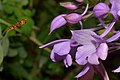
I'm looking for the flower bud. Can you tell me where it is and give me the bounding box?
[64,13,82,24]
[60,2,78,10]
[50,14,67,33]
[93,3,110,18]
[75,0,83,2]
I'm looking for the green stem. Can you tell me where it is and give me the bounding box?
[0,18,11,26]
[29,37,51,53]
[0,18,11,35]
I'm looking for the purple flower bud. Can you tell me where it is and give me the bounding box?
[60,2,78,10]
[50,14,67,33]
[64,13,82,24]
[93,3,110,18]
[75,0,83,2]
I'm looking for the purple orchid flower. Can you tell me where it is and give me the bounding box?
[39,38,78,67]
[109,0,120,20]
[39,0,120,79]
[72,25,120,65]
[72,30,108,65]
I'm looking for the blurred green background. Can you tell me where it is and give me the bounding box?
[0,0,119,80]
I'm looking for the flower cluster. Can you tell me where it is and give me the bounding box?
[40,0,120,79]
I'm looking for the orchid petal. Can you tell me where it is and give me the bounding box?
[96,43,108,60]
[64,54,72,67]
[78,65,94,80]
[39,39,69,48]
[76,45,96,65]
[71,30,97,45]
[54,53,66,62]
[100,21,116,38]
[53,41,70,56]
[75,64,90,78]
[50,50,56,62]
[70,37,79,47]
[88,53,99,65]
[117,10,120,16]
[106,32,120,42]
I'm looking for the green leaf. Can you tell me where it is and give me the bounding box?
[23,9,33,17]
[8,48,18,57]
[0,26,3,39]
[83,17,97,28]
[21,0,29,6]
[18,47,27,58]
[0,65,3,71]
[0,44,4,65]
[39,56,47,68]
[1,37,9,56]
[3,4,14,14]
[7,30,16,36]
[7,62,32,80]
[84,0,89,4]
[14,8,23,18]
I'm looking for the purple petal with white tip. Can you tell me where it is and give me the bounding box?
[50,14,67,33]
[96,43,108,60]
